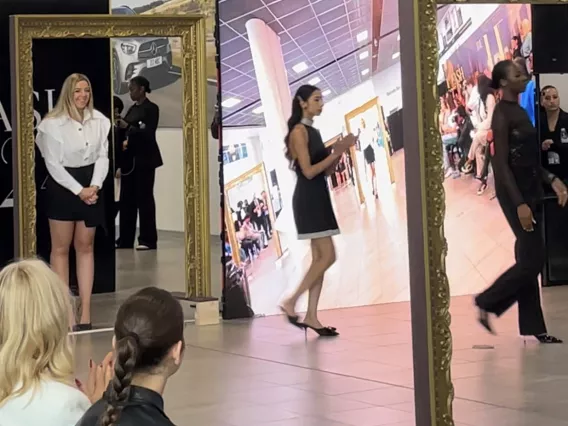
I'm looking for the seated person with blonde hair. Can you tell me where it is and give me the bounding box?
[0,259,112,426]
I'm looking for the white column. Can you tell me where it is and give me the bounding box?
[246,18,296,236]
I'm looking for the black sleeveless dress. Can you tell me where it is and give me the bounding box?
[292,122,340,240]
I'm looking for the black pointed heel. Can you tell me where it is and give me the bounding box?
[301,323,339,337]
[535,334,563,344]
[279,306,305,330]
[477,309,495,335]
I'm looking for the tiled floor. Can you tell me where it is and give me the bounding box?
[77,285,568,426]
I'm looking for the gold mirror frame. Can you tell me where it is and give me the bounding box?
[224,162,283,265]
[9,14,211,298]
[406,0,557,424]
[344,97,396,205]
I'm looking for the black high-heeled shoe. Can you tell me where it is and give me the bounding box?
[534,334,563,344]
[477,308,495,335]
[279,307,305,330]
[301,323,339,337]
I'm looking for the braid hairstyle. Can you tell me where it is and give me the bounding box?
[99,287,184,426]
[100,335,139,426]
[284,85,320,167]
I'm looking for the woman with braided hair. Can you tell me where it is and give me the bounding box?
[77,287,185,426]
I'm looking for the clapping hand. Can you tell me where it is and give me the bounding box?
[76,351,114,403]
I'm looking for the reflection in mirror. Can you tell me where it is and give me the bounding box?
[111,35,192,323]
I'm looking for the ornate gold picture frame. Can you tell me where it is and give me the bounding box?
[402,0,554,424]
[9,14,210,298]
[224,162,282,265]
[344,97,395,204]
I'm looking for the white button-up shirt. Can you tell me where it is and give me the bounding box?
[36,109,111,195]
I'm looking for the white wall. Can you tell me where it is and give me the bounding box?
[540,75,568,110]
[372,63,403,115]
[145,129,221,236]
[315,79,377,141]
[222,127,263,182]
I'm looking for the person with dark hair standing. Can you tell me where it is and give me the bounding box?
[76,287,184,426]
[540,85,568,180]
[454,105,474,170]
[116,76,163,251]
[475,60,568,343]
[278,85,356,337]
[511,35,522,59]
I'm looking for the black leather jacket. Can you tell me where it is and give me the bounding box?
[76,386,175,426]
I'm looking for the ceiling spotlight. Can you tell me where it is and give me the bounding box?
[361,68,369,76]
[252,106,263,114]
[392,52,400,59]
[397,33,400,41]
[292,62,308,73]
[309,77,321,85]
[356,30,368,42]
[222,97,241,108]
[359,51,369,60]
[322,89,331,96]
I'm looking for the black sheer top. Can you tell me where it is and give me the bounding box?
[491,100,555,207]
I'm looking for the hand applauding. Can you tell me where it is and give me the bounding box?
[76,351,114,403]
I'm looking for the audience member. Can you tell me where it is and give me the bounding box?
[0,259,111,426]
[77,287,184,426]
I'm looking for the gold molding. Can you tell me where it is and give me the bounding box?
[9,14,210,298]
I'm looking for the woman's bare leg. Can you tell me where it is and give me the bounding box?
[48,219,75,327]
[281,237,336,318]
[73,221,96,324]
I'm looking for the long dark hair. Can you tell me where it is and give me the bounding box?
[100,287,184,426]
[284,85,320,165]
[477,74,494,105]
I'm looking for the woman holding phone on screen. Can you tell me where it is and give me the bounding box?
[474,60,567,343]
[36,73,111,332]
[279,84,356,337]
[115,76,162,251]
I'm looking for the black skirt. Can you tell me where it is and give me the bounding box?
[45,164,105,228]
[363,145,375,164]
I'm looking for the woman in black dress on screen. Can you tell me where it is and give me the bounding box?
[475,60,568,343]
[279,85,356,337]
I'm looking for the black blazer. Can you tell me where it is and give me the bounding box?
[539,108,568,180]
[124,98,164,169]
[76,386,175,426]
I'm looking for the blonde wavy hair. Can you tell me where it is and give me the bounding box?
[0,259,75,405]
[45,73,94,122]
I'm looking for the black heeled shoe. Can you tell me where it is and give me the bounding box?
[72,323,92,332]
[477,308,495,335]
[279,307,305,330]
[301,323,339,337]
[534,334,563,344]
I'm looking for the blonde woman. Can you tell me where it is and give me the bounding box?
[36,73,111,331]
[0,259,112,425]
